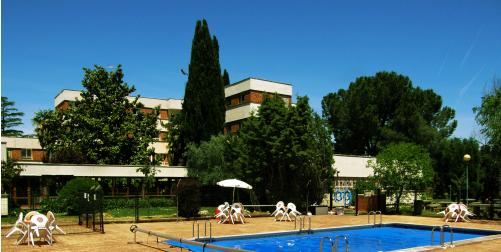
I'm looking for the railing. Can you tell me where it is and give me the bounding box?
[431,225,454,247]
[334,235,349,252]
[192,220,212,242]
[368,211,382,226]
[130,225,250,252]
[295,215,312,233]
[319,237,334,252]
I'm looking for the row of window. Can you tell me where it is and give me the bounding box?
[7,148,33,160]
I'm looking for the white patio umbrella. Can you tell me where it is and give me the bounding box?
[216,179,253,203]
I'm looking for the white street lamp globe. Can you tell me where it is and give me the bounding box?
[463,154,471,162]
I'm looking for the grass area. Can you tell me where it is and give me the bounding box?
[1,213,79,225]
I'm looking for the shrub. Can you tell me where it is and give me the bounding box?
[57,178,101,215]
[40,198,65,213]
[102,197,175,210]
[177,179,201,217]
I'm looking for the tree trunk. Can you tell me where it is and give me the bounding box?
[395,187,404,214]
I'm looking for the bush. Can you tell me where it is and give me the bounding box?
[102,197,175,210]
[177,179,201,217]
[57,178,101,215]
[40,198,65,213]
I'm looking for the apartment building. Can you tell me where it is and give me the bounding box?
[0,77,295,207]
[224,78,293,133]
[1,137,45,163]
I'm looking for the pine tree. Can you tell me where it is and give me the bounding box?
[1,97,25,136]
[182,19,226,146]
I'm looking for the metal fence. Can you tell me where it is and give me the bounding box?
[1,191,104,235]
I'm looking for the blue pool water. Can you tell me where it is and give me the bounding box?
[166,223,500,252]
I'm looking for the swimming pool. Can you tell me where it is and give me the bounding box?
[166,223,501,252]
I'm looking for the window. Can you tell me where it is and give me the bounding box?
[21,149,32,160]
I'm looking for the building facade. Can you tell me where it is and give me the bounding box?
[224,78,292,134]
[1,77,294,208]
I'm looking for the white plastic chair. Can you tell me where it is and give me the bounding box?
[285,202,301,220]
[230,203,245,224]
[271,201,285,217]
[28,214,52,246]
[47,211,66,234]
[5,212,29,245]
[215,202,231,224]
[24,211,40,223]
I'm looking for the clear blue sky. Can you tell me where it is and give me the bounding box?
[2,0,500,138]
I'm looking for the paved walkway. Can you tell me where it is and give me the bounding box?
[2,215,501,251]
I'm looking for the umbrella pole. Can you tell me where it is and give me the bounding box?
[232,187,235,203]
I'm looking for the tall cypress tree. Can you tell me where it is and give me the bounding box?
[182,19,226,145]
[222,69,230,86]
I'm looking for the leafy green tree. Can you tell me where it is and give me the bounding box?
[368,143,433,213]
[233,95,334,206]
[165,113,185,165]
[480,144,500,200]
[33,65,159,165]
[474,79,501,145]
[1,96,24,136]
[136,149,159,197]
[428,138,481,201]
[186,134,241,185]
[474,78,501,200]
[322,71,456,156]
[181,19,226,146]
[1,158,24,193]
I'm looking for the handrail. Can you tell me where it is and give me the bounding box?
[294,215,312,233]
[205,221,213,242]
[334,235,349,252]
[192,221,212,241]
[308,215,312,233]
[442,225,454,247]
[295,215,305,230]
[368,211,382,226]
[431,225,454,247]
[130,225,251,252]
[192,221,199,239]
[319,237,334,252]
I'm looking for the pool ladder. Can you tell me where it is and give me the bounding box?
[368,211,382,227]
[431,224,454,248]
[320,235,349,252]
[192,220,213,242]
[295,215,312,234]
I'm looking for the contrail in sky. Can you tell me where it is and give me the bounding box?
[437,50,449,76]
[460,29,482,68]
[457,65,485,104]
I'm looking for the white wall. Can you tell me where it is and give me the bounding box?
[333,155,374,178]
[225,103,260,123]
[19,163,188,178]
[54,89,182,110]
[225,78,292,97]
[2,137,42,149]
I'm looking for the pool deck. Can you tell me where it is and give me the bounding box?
[2,215,501,251]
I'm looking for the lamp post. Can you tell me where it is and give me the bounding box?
[463,154,471,206]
